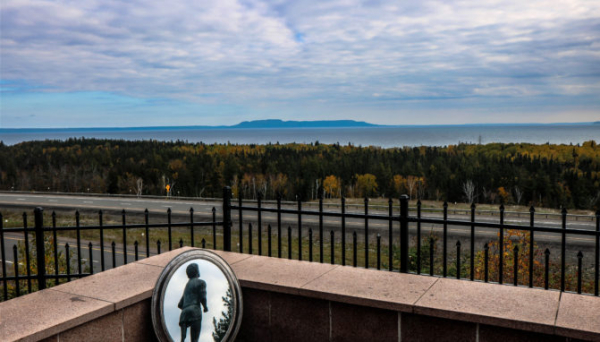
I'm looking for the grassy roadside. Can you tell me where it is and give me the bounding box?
[318,197,597,216]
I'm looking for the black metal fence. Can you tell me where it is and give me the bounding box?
[0,186,227,301]
[1,186,599,302]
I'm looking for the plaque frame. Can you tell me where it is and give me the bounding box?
[151,250,243,342]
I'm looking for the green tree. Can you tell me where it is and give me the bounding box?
[212,287,234,342]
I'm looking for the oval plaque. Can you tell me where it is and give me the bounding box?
[151,250,243,342]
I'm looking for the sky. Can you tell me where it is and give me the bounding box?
[1,0,599,128]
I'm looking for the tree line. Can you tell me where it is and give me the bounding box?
[0,138,598,209]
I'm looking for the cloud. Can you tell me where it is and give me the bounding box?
[1,0,599,126]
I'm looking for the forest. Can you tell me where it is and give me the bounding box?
[0,138,598,210]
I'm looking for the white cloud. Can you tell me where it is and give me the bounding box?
[1,0,599,125]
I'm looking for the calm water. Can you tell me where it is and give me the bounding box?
[0,125,598,147]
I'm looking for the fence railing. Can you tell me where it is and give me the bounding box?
[1,186,599,302]
[0,191,226,300]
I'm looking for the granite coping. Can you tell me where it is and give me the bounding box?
[50,262,164,310]
[230,255,339,295]
[136,248,252,268]
[2,249,600,341]
[555,292,600,341]
[302,264,438,313]
[135,246,195,267]
[413,278,561,335]
[0,288,114,342]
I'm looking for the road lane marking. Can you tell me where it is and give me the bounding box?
[17,198,25,201]
[4,236,24,241]
[48,199,58,202]
[120,203,132,206]
[83,201,93,204]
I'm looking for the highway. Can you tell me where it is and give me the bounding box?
[0,192,596,231]
[1,193,598,269]
[0,193,221,216]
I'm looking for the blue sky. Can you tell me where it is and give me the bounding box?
[1,0,599,128]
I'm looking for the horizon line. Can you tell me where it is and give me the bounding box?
[1,119,598,130]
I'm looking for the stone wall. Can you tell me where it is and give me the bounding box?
[1,247,599,341]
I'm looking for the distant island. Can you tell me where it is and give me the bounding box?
[1,120,598,131]
[0,119,382,131]
[232,119,380,129]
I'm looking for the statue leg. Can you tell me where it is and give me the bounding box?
[190,320,202,342]
[180,325,187,342]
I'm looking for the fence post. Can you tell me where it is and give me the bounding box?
[223,187,232,252]
[400,195,409,273]
[34,207,46,290]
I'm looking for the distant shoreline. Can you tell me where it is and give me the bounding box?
[1,119,598,131]
[1,124,597,148]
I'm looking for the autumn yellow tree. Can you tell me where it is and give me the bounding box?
[355,174,378,198]
[497,187,511,203]
[391,175,406,197]
[474,230,541,285]
[323,175,341,198]
[270,173,289,198]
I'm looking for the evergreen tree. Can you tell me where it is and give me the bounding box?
[212,287,234,342]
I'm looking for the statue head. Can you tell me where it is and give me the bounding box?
[186,263,200,278]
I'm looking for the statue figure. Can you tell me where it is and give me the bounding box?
[178,263,208,342]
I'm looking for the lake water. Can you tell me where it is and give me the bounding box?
[0,124,598,147]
